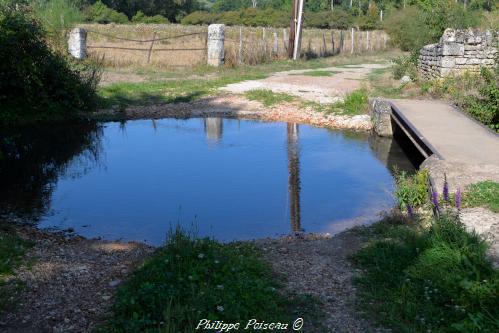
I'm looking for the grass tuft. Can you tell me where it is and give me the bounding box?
[328,88,369,115]
[463,181,499,213]
[292,70,338,77]
[0,222,32,313]
[245,89,295,107]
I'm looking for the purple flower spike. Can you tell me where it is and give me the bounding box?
[455,188,462,210]
[431,188,439,209]
[407,204,414,219]
[443,175,449,202]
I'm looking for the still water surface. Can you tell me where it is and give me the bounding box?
[0,118,414,245]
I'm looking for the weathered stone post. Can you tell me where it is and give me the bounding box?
[68,28,87,60]
[370,99,393,137]
[207,24,225,67]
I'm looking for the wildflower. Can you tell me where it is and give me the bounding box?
[198,253,205,259]
[431,188,439,208]
[214,260,220,264]
[216,284,224,289]
[216,305,224,312]
[407,204,414,219]
[443,174,449,202]
[455,188,462,210]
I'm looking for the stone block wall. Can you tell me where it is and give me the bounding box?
[419,29,497,79]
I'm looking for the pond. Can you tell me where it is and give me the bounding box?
[0,118,415,245]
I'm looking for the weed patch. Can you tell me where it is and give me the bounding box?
[464,181,499,213]
[104,229,322,332]
[245,89,295,107]
[353,214,498,333]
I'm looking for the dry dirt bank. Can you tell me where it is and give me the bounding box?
[92,93,372,131]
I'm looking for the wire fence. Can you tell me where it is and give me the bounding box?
[85,27,208,67]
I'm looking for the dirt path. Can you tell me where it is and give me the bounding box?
[255,230,377,332]
[221,64,389,104]
[0,228,152,333]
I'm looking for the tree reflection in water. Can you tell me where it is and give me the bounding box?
[0,121,103,222]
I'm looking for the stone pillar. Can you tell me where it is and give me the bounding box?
[370,98,393,137]
[68,28,87,60]
[207,24,225,67]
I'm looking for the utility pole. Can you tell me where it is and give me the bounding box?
[288,0,297,59]
[288,0,304,60]
[293,0,304,60]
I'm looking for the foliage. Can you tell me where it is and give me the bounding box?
[391,55,417,80]
[394,169,430,209]
[353,213,499,333]
[384,4,481,55]
[82,0,129,24]
[0,5,100,126]
[131,10,169,24]
[465,68,499,131]
[97,0,198,22]
[104,228,316,332]
[464,181,499,213]
[32,0,82,52]
[245,89,294,106]
[0,221,32,314]
[422,68,498,131]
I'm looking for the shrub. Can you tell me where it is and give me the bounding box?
[465,68,499,130]
[32,0,82,52]
[83,0,129,24]
[0,5,100,125]
[394,169,430,209]
[392,55,418,80]
[384,4,481,55]
[132,10,169,24]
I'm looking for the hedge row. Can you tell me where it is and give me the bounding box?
[181,8,382,30]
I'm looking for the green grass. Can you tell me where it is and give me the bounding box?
[352,213,499,333]
[292,70,339,77]
[245,89,295,107]
[324,88,369,116]
[464,181,499,213]
[0,222,32,313]
[104,228,323,332]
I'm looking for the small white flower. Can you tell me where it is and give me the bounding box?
[188,275,193,280]
[217,305,224,312]
[214,260,220,264]
[198,253,205,259]
[217,285,224,289]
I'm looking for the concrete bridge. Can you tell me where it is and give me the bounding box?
[371,98,499,190]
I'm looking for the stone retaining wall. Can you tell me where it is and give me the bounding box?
[419,29,497,79]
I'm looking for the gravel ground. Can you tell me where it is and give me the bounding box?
[460,207,499,268]
[0,227,153,333]
[254,231,380,333]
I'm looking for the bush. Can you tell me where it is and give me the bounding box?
[0,6,100,125]
[83,0,129,24]
[394,169,429,209]
[384,4,481,55]
[132,10,169,24]
[465,68,499,130]
[392,55,418,80]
